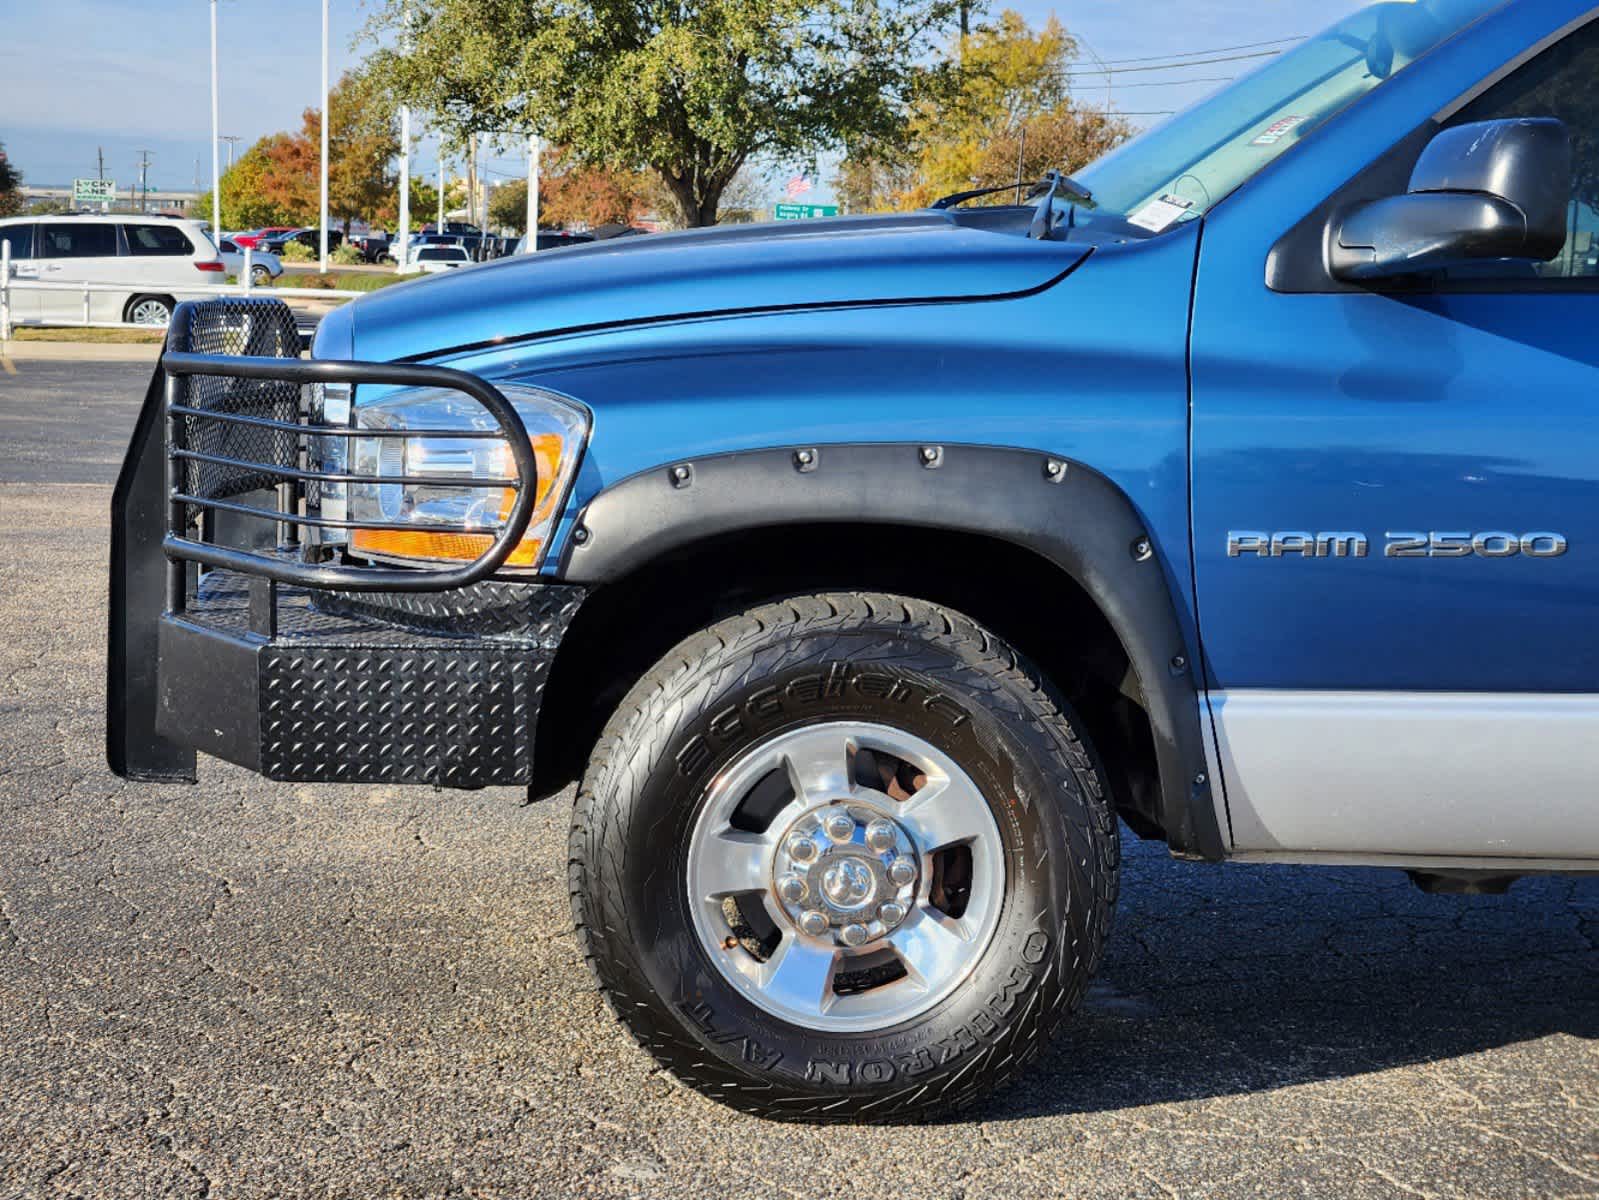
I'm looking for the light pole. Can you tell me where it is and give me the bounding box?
[528,136,541,248]
[319,0,330,272]
[396,2,412,268]
[398,107,411,267]
[210,0,221,238]
[437,147,445,230]
[220,135,242,170]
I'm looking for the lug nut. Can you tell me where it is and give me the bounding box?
[864,819,896,852]
[798,910,829,937]
[777,874,807,903]
[824,811,855,843]
[888,857,916,887]
[840,923,868,947]
[788,836,818,863]
[878,902,905,926]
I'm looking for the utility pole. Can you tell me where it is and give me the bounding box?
[97,146,104,181]
[319,0,330,271]
[210,0,221,238]
[436,148,445,231]
[136,150,153,213]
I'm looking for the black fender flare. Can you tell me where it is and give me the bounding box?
[557,442,1223,860]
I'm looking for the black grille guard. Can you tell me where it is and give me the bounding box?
[159,307,539,596]
[109,297,544,782]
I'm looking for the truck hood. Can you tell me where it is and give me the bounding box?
[335,212,1090,362]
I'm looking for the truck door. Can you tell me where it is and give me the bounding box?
[1191,10,1599,861]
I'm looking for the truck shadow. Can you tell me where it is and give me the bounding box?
[980,831,1599,1121]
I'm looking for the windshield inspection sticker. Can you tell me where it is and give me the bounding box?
[1127,193,1195,233]
[1252,115,1307,146]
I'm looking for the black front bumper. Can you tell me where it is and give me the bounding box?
[108,297,576,789]
[156,571,582,788]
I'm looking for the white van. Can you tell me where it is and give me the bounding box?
[0,214,225,328]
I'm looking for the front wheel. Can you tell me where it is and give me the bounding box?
[569,592,1119,1122]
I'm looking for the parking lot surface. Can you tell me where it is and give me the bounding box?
[1,359,1596,1199]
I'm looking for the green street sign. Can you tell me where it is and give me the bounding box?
[773,203,839,220]
[73,178,116,205]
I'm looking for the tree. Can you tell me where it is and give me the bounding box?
[488,148,654,232]
[371,174,440,232]
[325,68,401,232]
[368,0,964,227]
[840,11,1131,212]
[0,143,22,218]
[190,68,400,232]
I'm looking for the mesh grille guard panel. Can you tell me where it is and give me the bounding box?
[177,299,302,509]
[161,297,542,594]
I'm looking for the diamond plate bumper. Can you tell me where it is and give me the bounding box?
[155,569,584,788]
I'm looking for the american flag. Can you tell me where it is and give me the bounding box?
[785,174,812,199]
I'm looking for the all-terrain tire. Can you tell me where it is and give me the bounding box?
[568,592,1119,1122]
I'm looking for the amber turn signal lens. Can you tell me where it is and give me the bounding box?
[351,432,566,567]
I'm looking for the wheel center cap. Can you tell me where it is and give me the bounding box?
[821,857,876,910]
[770,801,920,947]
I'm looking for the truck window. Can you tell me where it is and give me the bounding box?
[1444,17,1599,281]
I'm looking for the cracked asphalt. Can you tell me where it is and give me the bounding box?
[1,359,1597,1199]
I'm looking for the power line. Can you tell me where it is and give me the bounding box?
[1090,36,1306,66]
[1098,75,1235,90]
[1060,48,1289,77]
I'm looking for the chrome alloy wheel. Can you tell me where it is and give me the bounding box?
[128,297,172,327]
[686,722,1005,1032]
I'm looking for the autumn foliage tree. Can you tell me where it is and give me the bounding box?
[840,11,1131,212]
[488,147,654,232]
[193,68,398,230]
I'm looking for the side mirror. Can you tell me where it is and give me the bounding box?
[1328,118,1571,282]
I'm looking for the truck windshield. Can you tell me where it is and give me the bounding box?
[1065,0,1505,239]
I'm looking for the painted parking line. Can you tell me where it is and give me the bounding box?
[1,357,18,375]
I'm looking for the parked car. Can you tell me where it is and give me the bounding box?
[349,231,393,264]
[258,228,345,256]
[110,0,1599,1124]
[511,230,598,254]
[0,214,223,327]
[216,238,284,286]
[230,227,296,250]
[400,244,472,273]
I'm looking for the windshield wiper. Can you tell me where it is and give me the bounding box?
[1027,170,1094,240]
[929,180,1044,210]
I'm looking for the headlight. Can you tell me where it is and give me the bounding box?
[342,384,588,571]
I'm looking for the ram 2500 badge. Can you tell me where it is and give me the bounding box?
[108,0,1599,1121]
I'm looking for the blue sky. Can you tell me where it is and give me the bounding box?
[2,0,1366,199]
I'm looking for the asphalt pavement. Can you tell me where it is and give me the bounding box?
[0,358,1596,1199]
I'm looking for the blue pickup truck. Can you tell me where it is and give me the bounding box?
[108,0,1598,1121]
